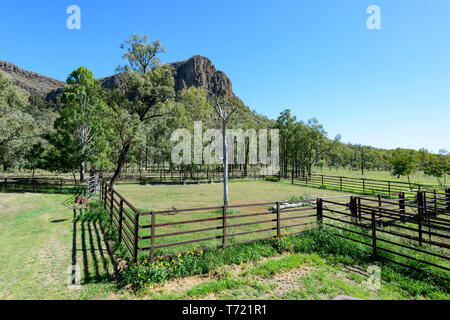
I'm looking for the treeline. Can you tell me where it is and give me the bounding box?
[0,35,449,187]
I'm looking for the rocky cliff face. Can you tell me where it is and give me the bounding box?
[170,55,234,97]
[0,60,65,100]
[0,55,235,103]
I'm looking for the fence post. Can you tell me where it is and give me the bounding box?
[399,192,405,223]
[110,189,114,218]
[349,196,356,224]
[357,197,362,222]
[362,179,366,193]
[276,202,281,237]
[104,184,108,209]
[417,191,423,246]
[316,198,323,228]
[340,177,343,191]
[133,211,140,264]
[222,205,227,248]
[371,209,377,258]
[60,179,63,193]
[150,211,155,263]
[32,178,35,193]
[117,199,124,244]
[4,177,7,189]
[446,188,450,213]
[388,181,391,194]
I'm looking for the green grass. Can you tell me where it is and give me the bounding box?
[114,181,350,258]
[312,166,441,186]
[1,183,448,300]
[0,192,133,299]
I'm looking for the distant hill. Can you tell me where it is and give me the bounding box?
[0,55,235,103]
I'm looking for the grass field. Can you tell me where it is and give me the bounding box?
[312,166,442,186]
[114,180,351,258]
[1,182,448,300]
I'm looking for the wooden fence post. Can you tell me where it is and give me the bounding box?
[362,179,366,193]
[150,211,155,263]
[388,181,391,194]
[276,202,281,237]
[399,192,405,223]
[133,211,140,264]
[222,205,227,248]
[316,198,323,228]
[340,177,343,191]
[417,191,424,246]
[117,199,124,244]
[371,209,377,258]
[60,179,63,194]
[4,177,7,189]
[32,178,35,193]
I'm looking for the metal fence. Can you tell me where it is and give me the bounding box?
[294,173,435,194]
[100,180,450,278]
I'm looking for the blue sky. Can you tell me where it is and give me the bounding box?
[0,0,449,152]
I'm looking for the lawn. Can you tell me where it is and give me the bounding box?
[311,166,441,186]
[0,182,448,300]
[114,181,351,258]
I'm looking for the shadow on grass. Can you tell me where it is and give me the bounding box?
[70,208,122,286]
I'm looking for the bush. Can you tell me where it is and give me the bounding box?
[264,175,279,182]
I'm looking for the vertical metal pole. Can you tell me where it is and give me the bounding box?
[276,202,281,237]
[350,196,357,224]
[117,199,124,244]
[446,188,450,213]
[316,198,323,228]
[371,210,377,258]
[417,191,423,246]
[222,205,227,248]
[150,211,155,263]
[399,192,405,223]
[133,211,140,264]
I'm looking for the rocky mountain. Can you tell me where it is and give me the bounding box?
[0,60,65,101]
[0,55,235,103]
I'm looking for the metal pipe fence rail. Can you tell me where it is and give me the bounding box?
[319,189,450,276]
[0,176,83,194]
[293,173,435,195]
[99,179,450,278]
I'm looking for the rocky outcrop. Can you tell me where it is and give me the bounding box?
[0,60,65,100]
[0,55,235,104]
[170,55,234,97]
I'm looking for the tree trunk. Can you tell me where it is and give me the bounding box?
[222,119,229,206]
[110,144,131,187]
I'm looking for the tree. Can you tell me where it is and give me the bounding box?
[0,70,35,171]
[424,154,450,187]
[389,148,419,188]
[108,34,175,186]
[49,67,112,182]
[207,84,241,206]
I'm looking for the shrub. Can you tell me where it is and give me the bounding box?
[264,175,279,182]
